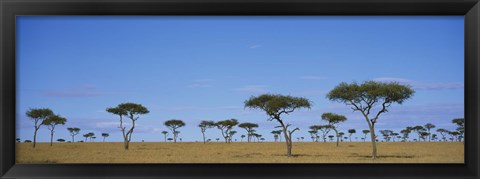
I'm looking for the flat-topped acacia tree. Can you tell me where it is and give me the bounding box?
[238,122,259,142]
[164,119,185,143]
[215,119,238,143]
[198,120,215,144]
[244,94,311,157]
[42,114,67,146]
[321,112,347,146]
[67,127,80,143]
[106,102,149,150]
[26,108,54,148]
[327,81,414,159]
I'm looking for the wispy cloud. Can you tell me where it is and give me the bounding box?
[233,85,268,93]
[43,91,104,97]
[372,77,464,90]
[299,76,327,80]
[249,44,262,49]
[187,79,215,88]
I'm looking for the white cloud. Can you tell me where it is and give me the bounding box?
[299,76,327,80]
[249,45,262,49]
[233,85,268,93]
[372,77,463,90]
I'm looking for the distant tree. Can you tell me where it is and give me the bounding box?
[215,119,238,144]
[207,139,212,142]
[198,120,215,144]
[436,128,449,142]
[42,114,67,146]
[161,131,168,142]
[327,81,414,159]
[216,138,220,142]
[240,134,246,142]
[229,130,237,143]
[400,127,413,142]
[244,94,311,157]
[348,129,356,142]
[419,132,429,141]
[164,119,186,143]
[309,125,322,142]
[431,134,438,141]
[167,138,173,142]
[87,132,95,142]
[391,133,399,142]
[318,125,332,142]
[274,134,279,142]
[362,130,370,142]
[379,130,393,142]
[271,130,283,142]
[300,137,304,142]
[321,113,347,146]
[452,118,465,142]
[413,126,426,142]
[448,131,460,142]
[107,102,149,150]
[24,140,32,143]
[83,134,89,141]
[238,122,259,142]
[328,135,334,142]
[260,138,265,142]
[424,123,436,142]
[26,108,54,148]
[57,139,65,142]
[102,133,109,142]
[67,127,81,143]
[16,138,21,143]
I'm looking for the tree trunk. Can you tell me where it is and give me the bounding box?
[72,135,75,143]
[368,125,377,159]
[33,128,38,148]
[202,132,206,144]
[333,128,339,147]
[50,131,54,146]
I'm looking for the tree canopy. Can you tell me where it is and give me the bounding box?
[244,94,311,120]
[165,119,186,129]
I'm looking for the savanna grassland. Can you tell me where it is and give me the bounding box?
[16,142,463,163]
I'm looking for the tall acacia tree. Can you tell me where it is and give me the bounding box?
[436,128,449,142]
[424,123,436,142]
[244,94,311,157]
[327,81,414,159]
[215,119,238,143]
[452,118,465,142]
[198,120,215,144]
[321,112,347,146]
[102,133,109,142]
[161,131,168,142]
[164,119,185,143]
[26,108,54,148]
[107,102,149,150]
[238,122,259,142]
[362,130,370,142]
[318,125,332,142]
[67,127,80,143]
[42,114,67,146]
[348,129,356,142]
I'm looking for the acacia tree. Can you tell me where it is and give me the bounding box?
[400,127,412,142]
[26,108,54,148]
[198,120,215,144]
[452,118,465,142]
[107,102,149,150]
[42,114,67,146]
[436,128,449,141]
[327,81,414,159]
[413,126,426,142]
[67,127,80,142]
[83,134,89,141]
[348,129,356,142]
[102,133,109,142]
[318,125,332,142]
[215,119,238,143]
[229,130,237,143]
[240,135,246,142]
[362,130,370,142]
[87,132,95,142]
[238,122,259,142]
[244,94,311,157]
[424,123,436,142]
[321,113,347,146]
[164,119,185,143]
[161,131,168,142]
[309,125,322,142]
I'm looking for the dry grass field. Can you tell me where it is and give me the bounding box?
[16,142,463,163]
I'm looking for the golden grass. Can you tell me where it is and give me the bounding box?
[16,142,463,164]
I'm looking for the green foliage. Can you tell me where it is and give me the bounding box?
[102,133,109,137]
[327,81,415,106]
[244,94,311,120]
[424,123,436,130]
[362,130,370,134]
[452,118,465,127]
[321,113,347,124]
[42,115,67,126]
[348,129,356,134]
[57,139,65,142]
[215,119,238,129]
[26,108,54,121]
[67,127,80,134]
[238,122,259,130]
[198,120,216,129]
[165,119,186,129]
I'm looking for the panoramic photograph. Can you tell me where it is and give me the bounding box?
[16,16,464,163]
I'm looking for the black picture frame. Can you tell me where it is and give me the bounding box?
[1,0,479,178]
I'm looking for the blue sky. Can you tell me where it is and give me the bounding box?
[16,16,464,142]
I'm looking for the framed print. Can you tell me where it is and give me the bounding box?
[1,0,479,178]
